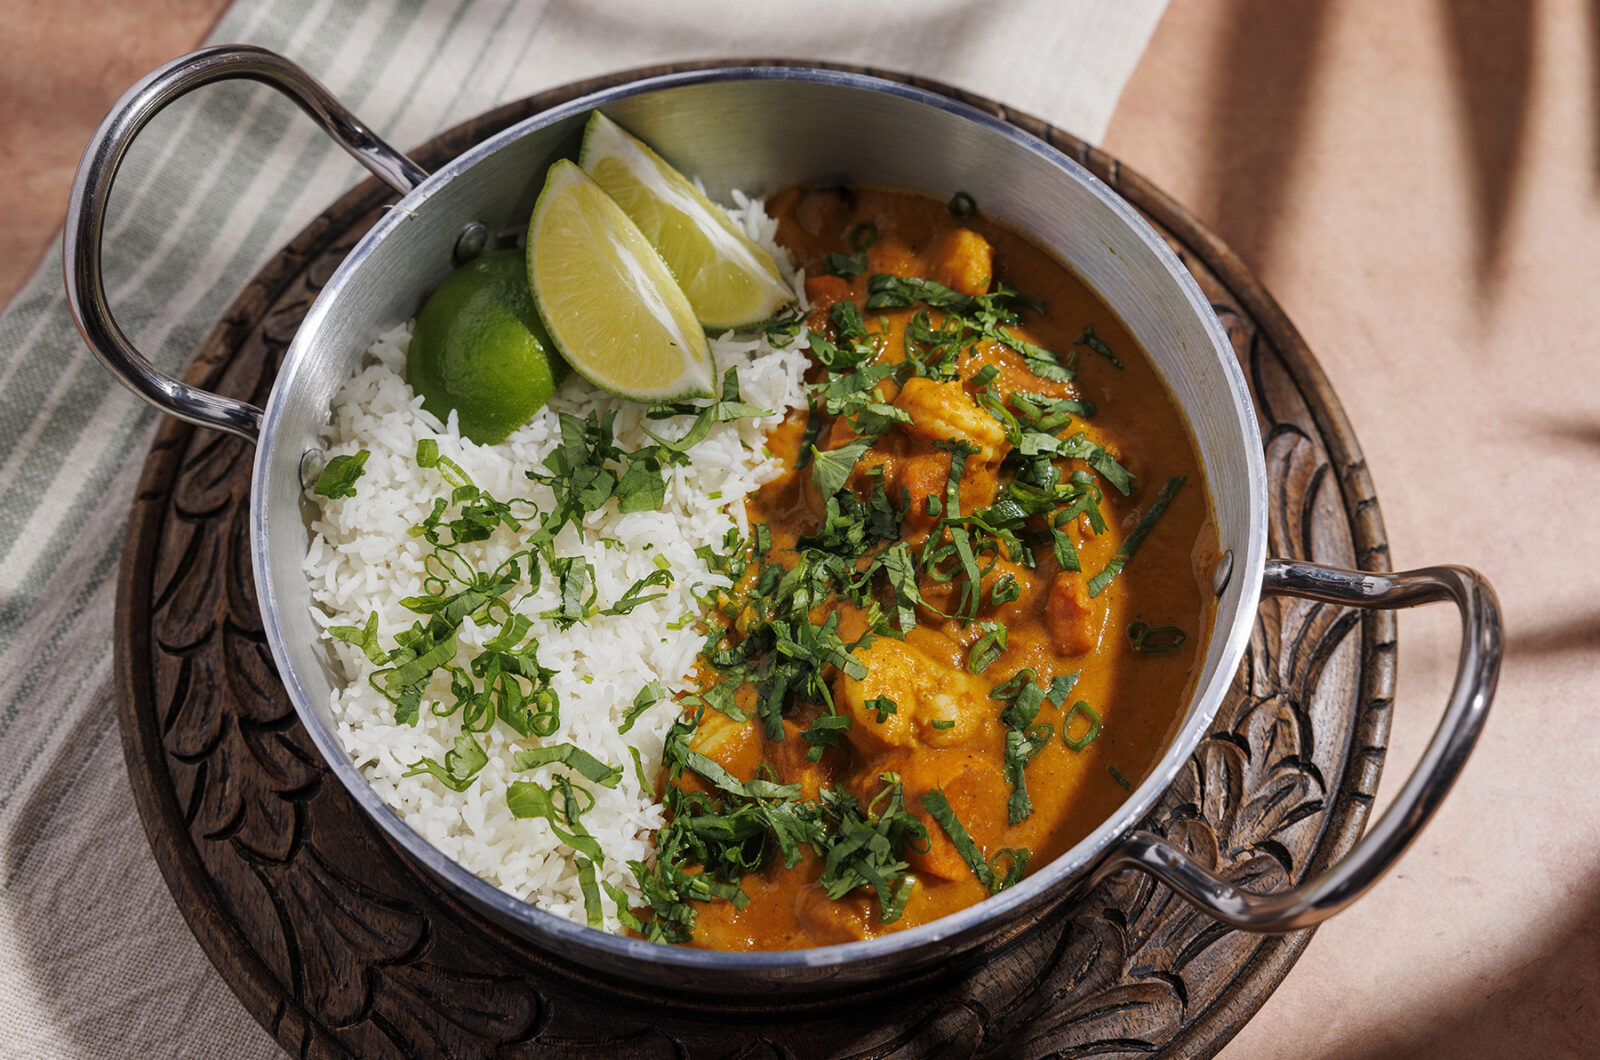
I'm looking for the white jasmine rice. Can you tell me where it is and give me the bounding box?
[302,198,808,931]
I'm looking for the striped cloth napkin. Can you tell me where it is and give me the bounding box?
[0,0,1166,1054]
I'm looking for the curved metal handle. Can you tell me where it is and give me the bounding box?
[63,44,429,444]
[1099,559,1501,932]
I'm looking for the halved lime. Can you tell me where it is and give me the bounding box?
[527,159,715,402]
[579,111,795,331]
[406,249,566,445]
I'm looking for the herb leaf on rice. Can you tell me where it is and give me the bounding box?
[301,189,811,935]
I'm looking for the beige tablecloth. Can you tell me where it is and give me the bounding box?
[0,1,1167,1054]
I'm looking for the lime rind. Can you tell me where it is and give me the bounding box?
[579,111,796,331]
[527,159,716,403]
[405,249,565,445]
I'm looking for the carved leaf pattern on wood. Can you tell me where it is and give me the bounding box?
[118,70,1394,1060]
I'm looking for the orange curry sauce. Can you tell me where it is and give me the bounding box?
[669,187,1217,950]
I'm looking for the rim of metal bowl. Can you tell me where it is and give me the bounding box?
[252,65,1267,975]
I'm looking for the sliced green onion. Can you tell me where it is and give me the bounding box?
[1062,701,1101,751]
[849,220,878,251]
[990,847,1029,891]
[966,621,1008,674]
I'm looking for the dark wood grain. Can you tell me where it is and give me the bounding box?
[114,61,1395,1060]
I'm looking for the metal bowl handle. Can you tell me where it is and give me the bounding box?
[63,45,428,445]
[1098,559,1501,931]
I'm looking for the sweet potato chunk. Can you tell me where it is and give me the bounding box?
[1045,571,1101,656]
[803,274,852,316]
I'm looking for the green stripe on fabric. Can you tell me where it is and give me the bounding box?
[100,0,328,276]
[0,0,486,786]
[0,0,324,481]
[434,0,524,126]
[0,647,111,817]
[0,0,287,383]
[0,0,387,568]
[0,0,447,602]
[0,0,450,659]
[0,0,529,769]
[0,516,126,744]
[97,0,289,253]
[98,0,423,370]
[1,706,117,892]
[176,0,447,304]
[359,0,488,143]
[0,0,472,589]
[488,0,558,104]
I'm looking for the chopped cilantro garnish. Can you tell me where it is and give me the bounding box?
[636,257,1192,938]
[920,789,997,891]
[542,555,596,629]
[628,745,655,797]
[312,449,369,499]
[801,711,853,762]
[809,438,873,498]
[618,679,666,734]
[600,568,673,616]
[329,611,386,664]
[990,668,1067,823]
[576,856,603,928]
[403,732,488,792]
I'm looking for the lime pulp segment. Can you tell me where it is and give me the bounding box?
[579,111,795,331]
[527,159,715,402]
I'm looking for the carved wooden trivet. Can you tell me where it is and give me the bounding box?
[115,62,1395,1060]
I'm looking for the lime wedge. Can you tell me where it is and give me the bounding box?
[527,160,715,402]
[579,111,795,331]
[406,249,566,445]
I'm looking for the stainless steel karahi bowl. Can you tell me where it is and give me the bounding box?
[65,46,1502,996]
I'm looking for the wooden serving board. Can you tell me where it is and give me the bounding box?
[115,62,1395,1059]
